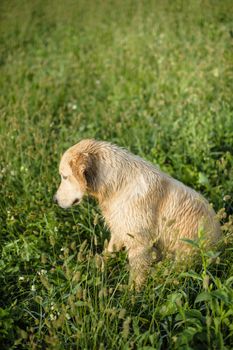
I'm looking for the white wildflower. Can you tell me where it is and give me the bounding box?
[31,285,36,292]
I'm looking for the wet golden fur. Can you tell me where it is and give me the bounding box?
[55,139,220,288]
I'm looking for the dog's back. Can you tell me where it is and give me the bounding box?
[155,176,220,252]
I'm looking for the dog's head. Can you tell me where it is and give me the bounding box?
[54,150,95,209]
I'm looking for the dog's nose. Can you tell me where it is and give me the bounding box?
[53,194,58,204]
[72,198,80,205]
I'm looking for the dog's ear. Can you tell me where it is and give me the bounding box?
[70,153,96,189]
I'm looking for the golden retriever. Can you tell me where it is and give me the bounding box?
[54,139,220,288]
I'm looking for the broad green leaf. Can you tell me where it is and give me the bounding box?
[195,292,212,303]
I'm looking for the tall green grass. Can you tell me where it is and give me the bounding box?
[0,0,233,348]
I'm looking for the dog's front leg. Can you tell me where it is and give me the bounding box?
[128,245,153,290]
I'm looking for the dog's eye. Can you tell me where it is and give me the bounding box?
[62,175,68,180]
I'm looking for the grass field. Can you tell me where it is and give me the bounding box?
[1,0,233,348]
